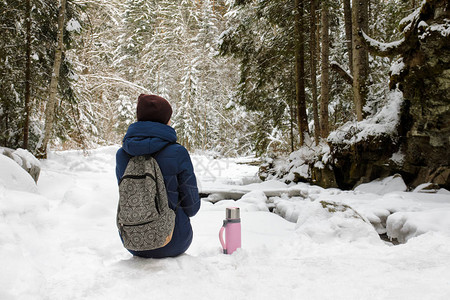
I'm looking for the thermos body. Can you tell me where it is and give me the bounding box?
[219,207,241,254]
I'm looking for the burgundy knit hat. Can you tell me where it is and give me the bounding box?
[136,94,172,124]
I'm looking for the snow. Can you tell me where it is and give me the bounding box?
[390,149,405,166]
[12,148,41,169]
[66,18,81,33]
[328,88,403,145]
[418,21,428,29]
[294,200,381,244]
[426,20,450,38]
[361,30,405,53]
[387,209,450,243]
[390,58,405,76]
[354,174,407,195]
[192,154,260,186]
[399,4,421,31]
[1,146,450,299]
[413,182,439,193]
[419,18,450,40]
[330,60,353,81]
[0,154,37,193]
[266,142,331,183]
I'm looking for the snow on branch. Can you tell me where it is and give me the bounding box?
[398,4,422,33]
[330,61,353,85]
[360,0,445,58]
[81,74,150,93]
[359,30,407,58]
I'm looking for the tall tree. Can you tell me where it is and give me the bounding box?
[1,2,27,148]
[1,0,78,153]
[343,0,352,74]
[351,0,369,121]
[23,0,32,149]
[219,0,297,154]
[320,1,330,138]
[38,0,67,158]
[294,0,309,145]
[310,0,320,144]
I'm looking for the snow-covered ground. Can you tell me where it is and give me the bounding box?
[1,146,450,299]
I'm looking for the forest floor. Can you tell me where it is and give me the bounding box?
[1,146,450,299]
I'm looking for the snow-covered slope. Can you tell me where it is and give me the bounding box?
[1,146,450,299]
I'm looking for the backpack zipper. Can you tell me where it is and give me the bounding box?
[119,173,156,185]
[119,219,156,227]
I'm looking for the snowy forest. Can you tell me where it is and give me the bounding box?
[0,0,424,152]
[2,0,449,190]
[1,1,450,298]
[0,0,450,188]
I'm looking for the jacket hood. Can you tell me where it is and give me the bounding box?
[122,121,177,156]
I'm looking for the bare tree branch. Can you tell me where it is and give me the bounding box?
[330,61,353,85]
[358,30,410,57]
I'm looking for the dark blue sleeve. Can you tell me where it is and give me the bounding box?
[115,148,130,184]
[176,146,200,217]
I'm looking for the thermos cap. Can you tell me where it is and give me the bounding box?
[226,207,240,219]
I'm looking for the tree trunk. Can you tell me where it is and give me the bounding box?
[38,0,66,158]
[310,0,319,145]
[320,1,330,138]
[23,0,32,149]
[203,94,207,152]
[351,0,369,121]
[289,95,294,152]
[294,0,309,146]
[343,0,353,74]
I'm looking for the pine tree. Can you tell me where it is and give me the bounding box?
[220,0,300,153]
[38,0,67,158]
[0,0,80,154]
[294,0,309,145]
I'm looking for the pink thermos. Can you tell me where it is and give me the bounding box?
[219,207,241,254]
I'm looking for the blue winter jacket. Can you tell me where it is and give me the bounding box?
[115,121,200,258]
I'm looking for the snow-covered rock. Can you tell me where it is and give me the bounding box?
[0,154,37,193]
[354,174,407,195]
[412,182,440,193]
[0,147,41,182]
[387,209,450,243]
[238,190,269,211]
[295,200,382,244]
[328,89,403,146]
[271,196,304,223]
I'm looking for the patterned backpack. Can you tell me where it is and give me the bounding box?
[117,146,176,251]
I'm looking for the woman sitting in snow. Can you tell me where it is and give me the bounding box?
[115,94,200,258]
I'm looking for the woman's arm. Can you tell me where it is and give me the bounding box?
[176,146,200,217]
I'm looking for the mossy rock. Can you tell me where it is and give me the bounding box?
[319,200,365,221]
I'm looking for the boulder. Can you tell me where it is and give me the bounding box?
[329,0,450,190]
[397,0,450,190]
[0,147,41,183]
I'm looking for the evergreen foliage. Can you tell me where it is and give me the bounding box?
[220,0,296,154]
[0,0,423,156]
[0,0,82,153]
